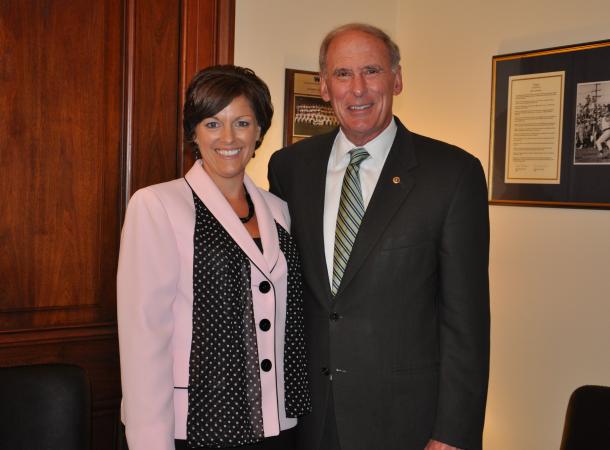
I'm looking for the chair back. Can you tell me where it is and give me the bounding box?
[560,384,610,450]
[0,363,91,450]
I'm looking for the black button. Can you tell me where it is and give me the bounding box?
[261,359,272,372]
[321,367,330,376]
[329,312,340,321]
[259,281,271,293]
[259,319,271,331]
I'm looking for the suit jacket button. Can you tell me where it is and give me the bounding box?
[321,367,330,376]
[329,312,340,321]
[259,281,271,293]
[261,359,272,372]
[259,319,271,331]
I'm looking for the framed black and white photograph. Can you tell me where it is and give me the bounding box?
[489,39,610,208]
[283,69,338,146]
[573,80,610,165]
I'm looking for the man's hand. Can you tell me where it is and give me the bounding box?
[424,439,462,450]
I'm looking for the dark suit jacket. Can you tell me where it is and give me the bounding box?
[268,118,490,450]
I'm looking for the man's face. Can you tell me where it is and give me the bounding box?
[320,30,403,146]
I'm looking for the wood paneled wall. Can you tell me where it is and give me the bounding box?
[0,1,234,448]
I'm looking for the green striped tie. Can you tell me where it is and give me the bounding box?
[332,147,370,296]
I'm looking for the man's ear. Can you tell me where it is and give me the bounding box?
[320,76,331,102]
[393,65,403,96]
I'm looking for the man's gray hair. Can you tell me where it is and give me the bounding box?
[319,23,401,75]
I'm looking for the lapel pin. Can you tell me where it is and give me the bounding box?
[392,176,401,184]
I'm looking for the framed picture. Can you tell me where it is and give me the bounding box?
[488,39,610,208]
[283,69,338,146]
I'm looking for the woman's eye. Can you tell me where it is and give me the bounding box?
[236,120,250,127]
[205,121,220,129]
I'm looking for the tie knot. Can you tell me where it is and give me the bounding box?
[349,147,369,166]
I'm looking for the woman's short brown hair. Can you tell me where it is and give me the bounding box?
[183,65,273,159]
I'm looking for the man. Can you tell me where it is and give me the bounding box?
[595,110,610,158]
[268,23,489,450]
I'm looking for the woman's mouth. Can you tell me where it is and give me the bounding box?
[216,148,241,157]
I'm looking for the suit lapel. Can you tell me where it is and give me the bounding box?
[297,133,337,308]
[335,120,418,297]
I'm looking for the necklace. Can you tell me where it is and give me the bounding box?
[239,188,255,223]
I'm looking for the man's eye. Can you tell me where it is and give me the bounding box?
[363,67,381,75]
[335,70,351,79]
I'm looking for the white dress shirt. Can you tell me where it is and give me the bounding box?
[323,119,398,283]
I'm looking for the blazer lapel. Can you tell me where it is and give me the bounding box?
[244,175,280,272]
[185,161,271,274]
[335,120,418,297]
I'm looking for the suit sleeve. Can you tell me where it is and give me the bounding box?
[117,188,179,450]
[433,157,490,450]
[267,151,285,200]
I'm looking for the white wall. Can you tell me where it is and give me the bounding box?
[236,1,610,449]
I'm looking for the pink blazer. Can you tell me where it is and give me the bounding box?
[117,161,297,450]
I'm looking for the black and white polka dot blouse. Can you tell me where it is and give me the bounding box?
[186,190,311,448]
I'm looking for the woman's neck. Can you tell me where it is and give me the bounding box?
[201,165,245,201]
[219,181,245,202]
[199,163,259,237]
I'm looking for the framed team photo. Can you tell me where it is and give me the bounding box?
[283,69,338,146]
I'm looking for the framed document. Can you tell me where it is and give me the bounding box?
[489,40,610,208]
[283,69,338,146]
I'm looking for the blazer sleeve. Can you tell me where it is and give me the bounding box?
[117,188,180,450]
[433,157,490,449]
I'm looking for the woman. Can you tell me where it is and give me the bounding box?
[117,65,311,450]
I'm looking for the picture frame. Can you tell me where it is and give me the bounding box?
[283,69,338,146]
[488,39,610,209]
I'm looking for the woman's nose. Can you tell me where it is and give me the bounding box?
[220,124,235,143]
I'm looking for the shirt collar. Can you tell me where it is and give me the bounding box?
[332,118,397,166]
